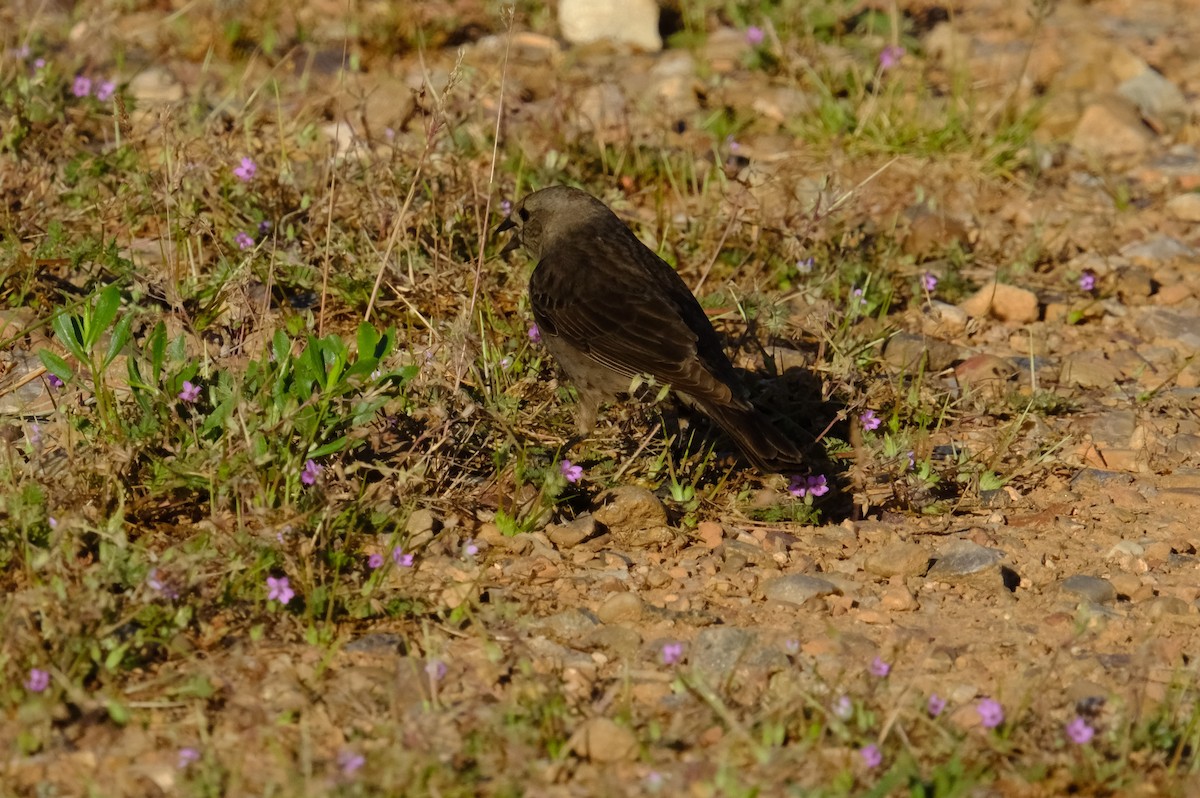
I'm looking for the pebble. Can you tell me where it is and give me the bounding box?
[558,0,662,51]
[1071,97,1154,157]
[1165,193,1200,222]
[1060,575,1117,605]
[926,540,1005,580]
[958,280,1039,323]
[761,574,839,606]
[596,591,643,623]
[569,717,638,762]
[547,515,600,548]
[882,332,966,372]
[1116,68,1188,133]
[864,542,931,578]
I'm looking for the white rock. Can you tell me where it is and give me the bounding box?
[558,0,662,51]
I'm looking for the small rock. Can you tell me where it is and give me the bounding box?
[1115,267,1154,301]
[959,281,1039,323]
[596,591,643,623]
[573,83,627,136]
[534,608,600,644]
[864,542,931,578]
[1116,68,1188,133]
[882,332,966,372]
[1137,308,1200,351]
[593,486,668,534]
[1108,572,1141,599]
[1071,96,1154,157]
[1165,193,1200,222]
[1060,354,1124,389]
[690,628,788,691]
[1085,410,1137,445]
[585,625,642,657]
[927,540,1005,580]
[954,354,1018,391]
[569,717,638,762]
[1060,575,1117,605]
[1119,235,1196,267]
[1142,596,1191,618]
[558,0,661,51]
[128,66,184,104]
[1071,469,1135,489]
[696,520,725,549]
[761,574,839,606]
[879,584,919,611]
[547,515,600,548]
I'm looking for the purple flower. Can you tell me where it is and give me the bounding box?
[464,539,479,557]
[367,553,384,569]
[869,656,891,677]
[725,134,740,154]
[860,409,881,431]
[906,451,916,469]
[796,256,815,274]
[94,80,116,101]
[266,575,295,605]
[499,356,512,370]
[922,271,938,292]
[528,324,541,344]
[392,547,414,567]
[71,75,92,97]
[832,695,852,720]
[257,220,272,234]
[500,199,512,215]
[178,747,200,768]
[1065,716,1095,745]
[25,668,49,692]
[337,748,364,776]
[1078,271,1096,292]
[560,459,583,483]
[852,287,866,307]
[783,638,800,655]
[880,45,906,70]
[425,659,447,681]
[47,373,64,389]
[28,422,41,449]
[233,156,257,182]
[927,693,946,717]
[745,25,765,46]
[33,57,46,71]
[789,474,829,498]
[178,380,201,403]
[147,569,180,599]
[661,642,684,665]
[234,231,254,250]
[977,698,1004,729]
[860,744,882,768]
[301,459,322,486]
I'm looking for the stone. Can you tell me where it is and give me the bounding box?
[558,0,661,51]
[1137,309,1200,351]
[1165,193,1200,222]
[959,281,1039,323]
[879,583,919,611]
[1060,354,1124,389]
[1071,96,1155,157]
[569,717,638,762]
[954,354,1018,391]
[926,540,1005,580]
[696,520,724,549]
[547,515,600,548]
[593,486,668,534]
[882,332,966,373]
[864,542,931,578]
[1116,68,1188,133]
[761,574,839,606]
[1119,235,1196,267]
[596,591,643,623]
[573,83,627,136]
[1060,575,1117,605]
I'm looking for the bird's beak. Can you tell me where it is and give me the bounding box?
[496,216,522,255]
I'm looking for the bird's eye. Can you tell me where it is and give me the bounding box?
[518,207,530,222]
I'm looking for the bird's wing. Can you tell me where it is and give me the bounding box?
[529,231,737,405]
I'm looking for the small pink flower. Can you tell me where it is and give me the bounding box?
[922,271,938,292]
[178,747,200,768]
[880,45,906,70]
[71,74,92,97]
[464,539,479,557]
[927,693,946,717]
[178,380,201,403]
[977,697,1004,729]
[1065,716,1094,745]
[560,459,583,483]
[266,575,294,605]
[860,409,881,431]
[425,660,447,681]
[745,26,765,46]
[869,656,890,677]
[367,553,384,569]
[234,231,254,250]
[392,547,414,567]
[528,324,541,344]
[860,743,882,768]
[25,668,50,692]
[94,80,116,101]
[233,156,257,182]
[661,642,684,665]
[337,749,364,776]
[300,459,322,486]
[1078,271,1096,292]
[47,374,64,389]
[832,695,852,720]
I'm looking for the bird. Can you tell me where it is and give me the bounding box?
[496,185,806,474]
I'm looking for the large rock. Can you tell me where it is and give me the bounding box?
[558,0,662,51]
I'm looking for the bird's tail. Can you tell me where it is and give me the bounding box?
[698,400,807,474]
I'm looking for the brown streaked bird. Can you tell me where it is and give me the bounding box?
[497,185,805,474]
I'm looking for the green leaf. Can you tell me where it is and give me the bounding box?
[38,349,73,382]
[87,284,122,351]
[146,322,167,382]
[103,313,133,368]
[308,436,348,459]
[51,312,87,362]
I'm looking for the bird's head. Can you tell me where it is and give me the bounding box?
[496,186,611,260]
